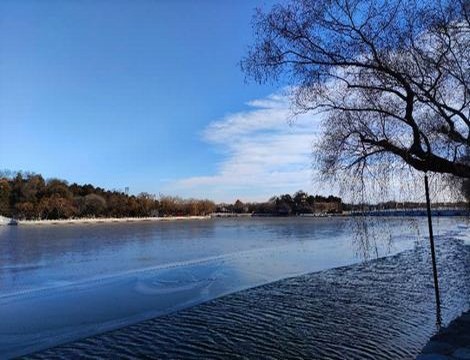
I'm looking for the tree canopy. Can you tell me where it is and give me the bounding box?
[0,172,215,220]
[216,191,343,216]
[242,0,470,183]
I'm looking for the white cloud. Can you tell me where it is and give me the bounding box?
[164,91,323,202]
[159,90,461,204]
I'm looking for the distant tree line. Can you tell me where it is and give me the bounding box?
[2,171,466,221]
[216,191,343,216]
[0,172,215,220]
[346,200,470,212]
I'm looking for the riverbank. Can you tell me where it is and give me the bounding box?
[3,210,469,226]
[17,216,210,226]
[417,310,470,359]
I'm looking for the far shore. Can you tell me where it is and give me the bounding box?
[16,216,211,226]
[2,208,468,226]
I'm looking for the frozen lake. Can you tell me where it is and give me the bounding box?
[0,216,467,358]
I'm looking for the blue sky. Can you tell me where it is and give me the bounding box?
[0,0,323,202]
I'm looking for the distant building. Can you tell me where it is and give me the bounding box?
[313,201,342,214]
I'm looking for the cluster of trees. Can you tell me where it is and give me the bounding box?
[216,191,342,216]
[463,180,470,203]
[158,196,215,217]
[0,172,215,220]
[345,200,469,213]
[0,173,343,220]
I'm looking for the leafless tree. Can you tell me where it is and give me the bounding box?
[242,0,470,188]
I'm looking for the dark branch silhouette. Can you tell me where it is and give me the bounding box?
[242,0,470,180]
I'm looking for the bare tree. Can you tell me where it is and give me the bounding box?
[242,0,470,184]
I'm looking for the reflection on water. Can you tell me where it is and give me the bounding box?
[0,217,468,358]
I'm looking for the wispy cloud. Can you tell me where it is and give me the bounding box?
[164,91,322,202]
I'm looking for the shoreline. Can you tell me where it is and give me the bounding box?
[2,210,468,226]
[16,216,211,226]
